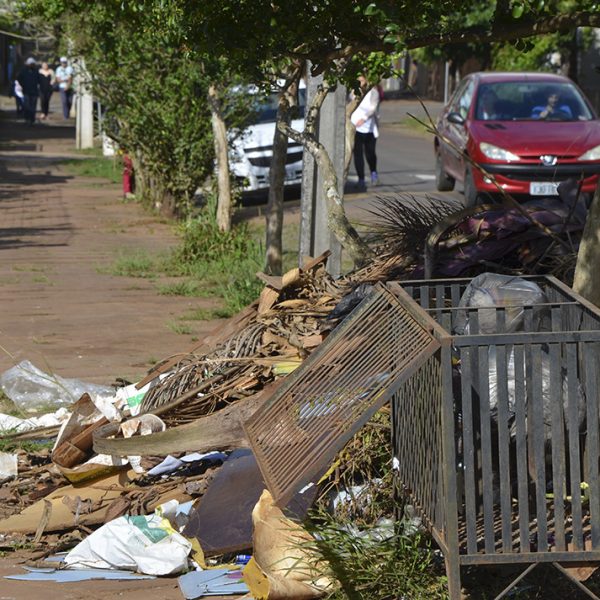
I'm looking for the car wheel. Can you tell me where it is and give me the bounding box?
[435,152,455,191]
[463,164,480,207]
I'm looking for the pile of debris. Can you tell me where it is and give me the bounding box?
[0,188,590,598]
[0,251,378,599]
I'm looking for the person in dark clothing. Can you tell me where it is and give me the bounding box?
[38,62,55,120]
[17,57,42,124]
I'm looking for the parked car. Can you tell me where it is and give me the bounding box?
[230,84,306,193]
[434,72,600,205]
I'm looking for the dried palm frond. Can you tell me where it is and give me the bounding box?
[364,194,462,257]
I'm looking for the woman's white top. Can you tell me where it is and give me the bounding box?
[351,87,380,138]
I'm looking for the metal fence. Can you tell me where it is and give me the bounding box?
[396,276,600,599]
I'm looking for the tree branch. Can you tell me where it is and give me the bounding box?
[406,11,600,49]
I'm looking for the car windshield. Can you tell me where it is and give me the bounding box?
[474,81,594,122]
[254,88,307,124]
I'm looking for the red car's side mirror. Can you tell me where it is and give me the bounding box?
[447,112,465,125]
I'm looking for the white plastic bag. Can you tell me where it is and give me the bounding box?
[454,273,547,335]
[0,407,70,433]
[64,511,192,575]
[0,360,114,412]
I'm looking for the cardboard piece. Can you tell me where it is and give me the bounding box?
[242,490,332,600]
[0,470,190,534]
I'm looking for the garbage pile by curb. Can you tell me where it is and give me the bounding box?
[0,252,362,599]
[0,188,593,599]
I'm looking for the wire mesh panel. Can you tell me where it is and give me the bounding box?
[392,354,445,533]
[244,283,440,506]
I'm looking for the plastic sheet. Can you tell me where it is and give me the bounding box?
[488,346,585,439]
[0,360,114,412]
[64,506,192,575]
[0,407,70,433]
[454,273,547,335]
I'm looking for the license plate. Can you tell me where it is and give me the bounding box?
[530,182,559,196]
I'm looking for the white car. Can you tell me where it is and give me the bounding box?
[230,84,306,192]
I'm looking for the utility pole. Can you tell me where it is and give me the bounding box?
[75,58,94,150]
[299,69,346,277]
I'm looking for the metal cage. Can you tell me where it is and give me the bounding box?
[396,276,600,599]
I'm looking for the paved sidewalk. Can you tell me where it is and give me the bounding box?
[0,104,220,384]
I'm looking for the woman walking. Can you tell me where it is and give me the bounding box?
[38,62,55,120]
[351,74,381,191]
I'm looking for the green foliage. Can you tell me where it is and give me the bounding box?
[102,250,163,279]
[167,321,193,335]
[61,156,121,184]
[0,436,55,453]
[169,198,264,315]
[157,280,205,297]
[74,8,215,215]
[175,213,255,266]
[179,306,231,320]
[100,196,262,316]
[310,518,447,600]
[306,411,447,600]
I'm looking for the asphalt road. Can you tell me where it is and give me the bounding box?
[346,97,464,202]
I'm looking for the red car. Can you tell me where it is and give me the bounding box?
[434,72,600,205]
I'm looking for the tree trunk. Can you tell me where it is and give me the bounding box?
[280,80,373,266]
[573,181,600,306]
[280,120,374,266]
[208,83,233,232]
[344,93,362,182]
[266,82,297,275]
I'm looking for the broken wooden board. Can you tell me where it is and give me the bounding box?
[93,382,281,457]
[183,448,317,556]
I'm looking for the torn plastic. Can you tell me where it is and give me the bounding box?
[0,407,70,434]
[147,452,227,478]
[178,569,249,599]
[454,273,547,335]
[5,567,155,582]
[119,414,167,474]
[0,452,18,479]
[64,502,192,575]
[0,360,114,412]
[488,345,585,440]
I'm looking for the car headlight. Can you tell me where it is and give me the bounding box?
[479,142,520,162]
[578,145,600,161]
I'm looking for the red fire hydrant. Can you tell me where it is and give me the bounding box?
[123,154,135,198]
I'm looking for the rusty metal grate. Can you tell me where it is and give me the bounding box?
[244,283,440,506]
[392,354,444,533]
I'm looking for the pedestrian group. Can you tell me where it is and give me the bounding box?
[13,56,74,124]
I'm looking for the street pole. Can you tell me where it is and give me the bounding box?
[299,68,345,277]
[75,58,94,150]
